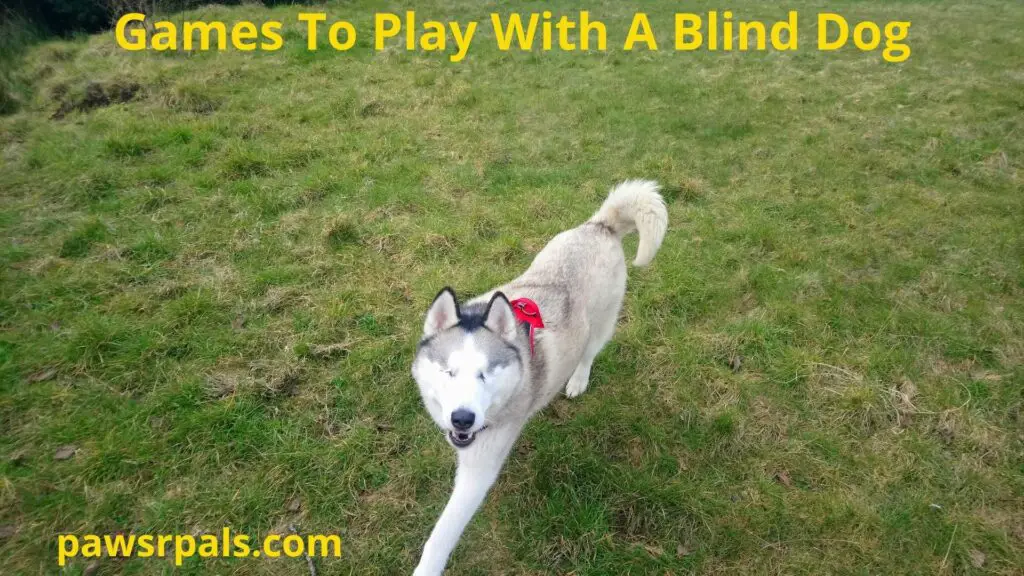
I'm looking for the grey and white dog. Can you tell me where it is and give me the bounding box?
[411,180,668,575]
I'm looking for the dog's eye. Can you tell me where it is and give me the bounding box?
[477,371,485,382]
[443,369,455,378]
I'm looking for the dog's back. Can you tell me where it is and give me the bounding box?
[477,180,669,410]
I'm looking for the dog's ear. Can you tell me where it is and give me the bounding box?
[483,292,518,341]
[424,287,459,337]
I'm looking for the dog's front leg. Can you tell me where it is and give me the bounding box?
[413,463,499,575]
[414,428,518,576]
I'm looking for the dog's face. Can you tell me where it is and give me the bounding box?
[412,289,524,448]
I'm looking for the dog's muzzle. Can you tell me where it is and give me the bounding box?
[447,426,487,448]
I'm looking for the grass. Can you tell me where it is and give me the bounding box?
[1,1,1022,574]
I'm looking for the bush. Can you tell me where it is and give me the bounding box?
[5,1,315,37]
[5,1,109,37]
[0,0,312,115]
[0,9,41,115]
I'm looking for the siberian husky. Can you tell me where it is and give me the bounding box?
[411,180,669,575]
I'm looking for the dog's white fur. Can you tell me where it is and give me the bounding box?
[411,180,668,575]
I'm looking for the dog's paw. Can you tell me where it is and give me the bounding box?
[565,374,589,398]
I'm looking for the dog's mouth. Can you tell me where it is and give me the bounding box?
[448,431,475,447]
[447,426,486,448]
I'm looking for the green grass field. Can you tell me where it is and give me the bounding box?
[1,1,1022,574]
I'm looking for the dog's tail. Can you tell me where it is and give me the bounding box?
[588,180,668,266]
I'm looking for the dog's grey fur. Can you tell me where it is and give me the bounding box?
[411,180,668,575]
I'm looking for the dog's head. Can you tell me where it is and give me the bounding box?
[412,288,525,448]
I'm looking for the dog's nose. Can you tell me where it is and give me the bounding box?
[451,409,475,431]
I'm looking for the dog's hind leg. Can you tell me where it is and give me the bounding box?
[565,303,621,398]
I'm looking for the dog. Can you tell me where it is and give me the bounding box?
[411,180,668,575]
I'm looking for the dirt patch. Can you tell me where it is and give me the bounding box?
[260,364,303,399]
[358,100,385,117]
[256,287,304,313]
[52,80,141,120]
[324,216,363,250]
[205,359,305,400]
[889,379,919,428]
[611,498,662,539]
[163,83,219,114]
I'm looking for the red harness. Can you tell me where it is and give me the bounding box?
[510,298,544,355]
